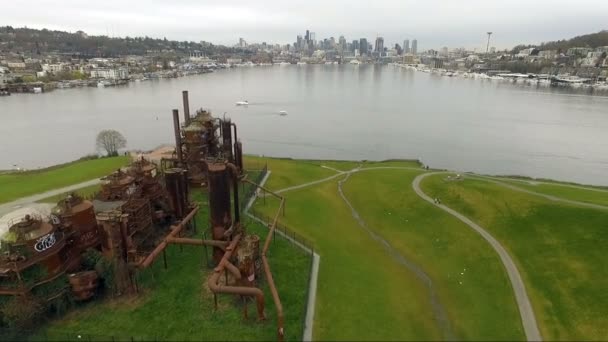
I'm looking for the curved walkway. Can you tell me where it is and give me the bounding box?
[412,172,542,341]
[470,176,608,211]
[337,170,454,340]
[0,178,101,217]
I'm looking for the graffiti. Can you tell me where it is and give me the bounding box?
[34,233,56,252]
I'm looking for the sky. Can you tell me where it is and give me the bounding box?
[2,0,607,51]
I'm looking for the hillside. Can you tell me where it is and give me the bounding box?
[512,30,608,53]
[0,26,238,57]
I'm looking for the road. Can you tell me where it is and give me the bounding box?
[0,178,101,217]
[412,172,542,342]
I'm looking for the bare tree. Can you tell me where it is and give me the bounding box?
[96,129,127,156]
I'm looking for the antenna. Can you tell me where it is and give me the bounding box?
[486,32,493,55]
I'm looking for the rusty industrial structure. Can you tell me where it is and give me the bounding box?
[0,90,286,341]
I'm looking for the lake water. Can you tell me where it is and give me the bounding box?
[1,65,607,185]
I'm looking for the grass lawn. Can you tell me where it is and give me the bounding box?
[253,180,440,340]
[37,184,101,204]
[31,190,310,341]
[0,157,130,204]
[421,174,608,341]
[343,169,523,340]
[243,156,338,191]
[493,177,608,206]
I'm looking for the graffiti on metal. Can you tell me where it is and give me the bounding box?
[34,233,56,252]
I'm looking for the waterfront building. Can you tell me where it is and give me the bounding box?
[404,39,410,54]
[90,67,129,80]
[412,39,418,55]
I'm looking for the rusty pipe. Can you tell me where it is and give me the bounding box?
[139,206,199,268]
[225,261,242,280]
[208,234,266,320]
[172,109,183,166]
[168,237,228,250]
[182,90,190,125]
[231,123,238,146]
[208,271,264,319]
[226,163,240,223]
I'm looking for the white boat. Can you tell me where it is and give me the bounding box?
[235,100,249,106]
[279,62,291,66]
[32,87,43,94]
[279,110,288,116]
[350,60,361,65]
[297,62,307,65]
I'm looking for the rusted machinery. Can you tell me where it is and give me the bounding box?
[53,195,101,272]
[0,215,68,299]
[167,91,244,187]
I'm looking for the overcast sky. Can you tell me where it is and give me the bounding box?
[2,0,607,50]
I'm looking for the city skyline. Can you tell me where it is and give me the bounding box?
[2,0,607,50]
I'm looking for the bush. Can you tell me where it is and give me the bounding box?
[0,296,45,331]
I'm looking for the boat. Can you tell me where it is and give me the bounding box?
[297,62,307,65]
[235,100,249,106]
[279,110,288,116]
[32,87,43,94]
[349,60,361,65]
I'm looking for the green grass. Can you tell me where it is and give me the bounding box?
[421,174,608,340]
[243,156,339,191]
[253,180,440,340]
[343,169,523,340]
[493,177,608,206]
[37,184,101,204]
[0,157,129,204]
[31,189,310,341]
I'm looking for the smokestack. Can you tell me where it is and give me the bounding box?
[182,91,190,125]
[172,109,183,165]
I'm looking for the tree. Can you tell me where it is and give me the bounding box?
[96,130,126,156]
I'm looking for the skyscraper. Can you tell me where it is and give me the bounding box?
[374,37,384,53]
[339,36,346,48]
[412,39,418,55]
[305,30,310,42]
[359,38,368,56]
[403,39,410,54]
[352,40,359,52]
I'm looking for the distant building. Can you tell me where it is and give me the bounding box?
[430,58,444,69]
[226,58,243,65]
[403,39,410,54]
[90,67,129,80]
[42,63,67,74]
[7,61,26,69]
[359,38,368,56]
[412,39,418,55]
[374,37,384,53]
[567,47,593,57]
[440,47,449,57]
[403,54,415,64]
[538,50,558,59]
[352,40,359,53]
[238,38,247,48]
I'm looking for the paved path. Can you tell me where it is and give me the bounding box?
[412,172,542,341]
[476,174,608,193]
[0,178,101,216]
[274,165,425,195]
[244,170,321,342]
[470,176,608,211]
[337,170,454,340]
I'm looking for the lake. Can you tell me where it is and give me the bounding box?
[1,64,607,185]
